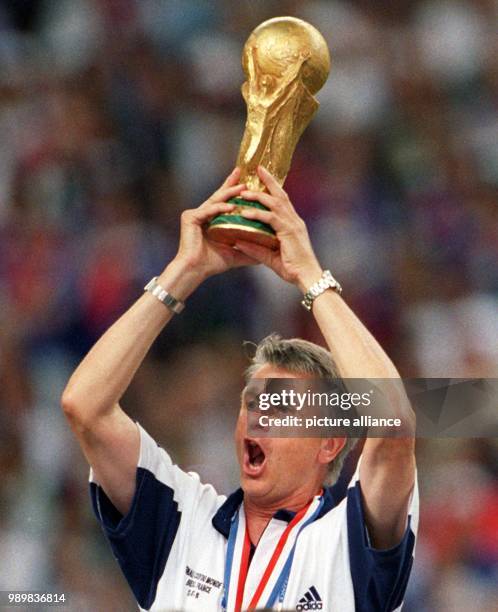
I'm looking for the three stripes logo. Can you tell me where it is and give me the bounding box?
[295,586,323,610]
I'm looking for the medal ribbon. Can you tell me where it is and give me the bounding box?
[222,493,323,612]
[264,496,325,609]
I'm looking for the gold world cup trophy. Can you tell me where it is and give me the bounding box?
[207,16,331,249]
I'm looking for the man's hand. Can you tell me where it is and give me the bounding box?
[233,166,323,291]
[174,167,259,281]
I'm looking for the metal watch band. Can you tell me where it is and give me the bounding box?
[144,277,185,314]
[301,269,342,311]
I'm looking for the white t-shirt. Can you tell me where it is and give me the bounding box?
[90,424,418,611]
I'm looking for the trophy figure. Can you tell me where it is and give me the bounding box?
[207,16,330,249]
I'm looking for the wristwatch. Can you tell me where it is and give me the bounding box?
[144,277,185,314]
[301,270,342,311]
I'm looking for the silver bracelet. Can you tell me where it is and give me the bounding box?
[144,277,185,314]
[301,270,342,311]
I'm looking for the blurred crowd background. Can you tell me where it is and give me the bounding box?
[0,1,497,610]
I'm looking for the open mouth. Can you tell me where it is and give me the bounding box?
[243,439,267,476]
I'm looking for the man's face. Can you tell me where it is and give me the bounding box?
[234,364,327,506]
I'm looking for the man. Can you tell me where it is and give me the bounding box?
[62,166,418,611]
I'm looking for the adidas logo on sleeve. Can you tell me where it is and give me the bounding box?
[296,586,323,610]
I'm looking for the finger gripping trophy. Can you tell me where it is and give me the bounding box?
[207,16,331,249]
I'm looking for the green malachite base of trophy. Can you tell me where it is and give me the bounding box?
[207,197,279,250]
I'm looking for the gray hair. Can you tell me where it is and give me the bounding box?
[245,334,357,486]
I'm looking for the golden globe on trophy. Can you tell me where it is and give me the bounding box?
[207,16,331,250]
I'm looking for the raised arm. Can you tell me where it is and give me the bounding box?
[235,166,416,549]
[61,168,257,515]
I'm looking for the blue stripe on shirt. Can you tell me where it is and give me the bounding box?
[347,480,415,612]
[90,466,181,610]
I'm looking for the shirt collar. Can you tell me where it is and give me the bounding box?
[212,485,341,539]
[212,488,244,538]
